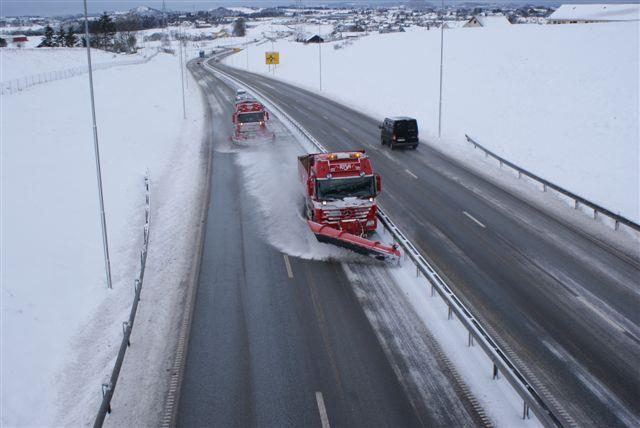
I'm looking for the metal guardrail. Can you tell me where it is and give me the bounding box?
[465,134,639,233]
[94,174,151,428]
[206,62,564,428]
[1,50,160,96]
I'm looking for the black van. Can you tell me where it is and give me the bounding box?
[379,117,419,150]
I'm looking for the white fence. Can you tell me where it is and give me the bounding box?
[1,50,160,96]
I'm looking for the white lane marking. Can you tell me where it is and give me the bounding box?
[405,169,418,179]
[315,391,331,428]
[261,82,275,90]
[283,254,293,278]
[463,211,486,228]
[322,115,329,120]
[576,296,626,334]
[341,127,350,134]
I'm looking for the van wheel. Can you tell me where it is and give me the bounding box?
[381,137,386,146]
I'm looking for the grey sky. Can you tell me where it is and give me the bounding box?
[1,0,637,17]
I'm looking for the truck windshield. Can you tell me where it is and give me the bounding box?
[238,112,264,123]
[317,176,375,200]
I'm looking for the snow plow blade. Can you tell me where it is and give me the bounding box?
[307,220,401,263]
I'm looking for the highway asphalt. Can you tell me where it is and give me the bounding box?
[204,59,640,428]
[177,62,482,427]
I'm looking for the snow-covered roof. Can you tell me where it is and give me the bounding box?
[549,4,640,22]
[476,15,511,27]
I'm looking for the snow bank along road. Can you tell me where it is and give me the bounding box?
[203,60,640,427]
[175,61,488,427]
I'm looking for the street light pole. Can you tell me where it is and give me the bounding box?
[438,0,445,138]
[318,23,322,91]
[178,28,186,119]
[83,0,112,289]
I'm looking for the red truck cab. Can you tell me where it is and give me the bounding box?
[299,151,382,237]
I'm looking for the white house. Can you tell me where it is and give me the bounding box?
[548,4,640,24]
[463,15,511,28]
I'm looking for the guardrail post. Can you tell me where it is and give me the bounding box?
[615,220,620,231]
[416,265,420,277]
[468,331,474,347]
[122,321,131,346]
[492,363,499,380]
[542,183,547,192]
[430,283,435,297]
[593,210,598,220]
[447,305,452,320]
[518,171,521,179]
[574,200,579,209]
[101,383,112,413]
[523,402,530,420]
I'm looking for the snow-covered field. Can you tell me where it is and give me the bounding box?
[223,22,640,224]
[0,47,154,81]
[1,49,205,426]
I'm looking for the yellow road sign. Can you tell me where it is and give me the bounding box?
[265,51,280,65]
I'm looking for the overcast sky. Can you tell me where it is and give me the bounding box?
[1,0,637,17]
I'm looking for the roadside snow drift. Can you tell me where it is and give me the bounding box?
[1,51,205,426]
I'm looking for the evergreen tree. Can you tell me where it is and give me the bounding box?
[232,18,246,37]
[54,27,66,47]
[38,25,54,47]
[97,12,116,49]
[64,28,78,47]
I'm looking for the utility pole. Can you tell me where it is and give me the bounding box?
[438,0,445,138]
[318,22,322,91]
[182,26,188,89]
[83,0,112,289]
[162,0,167,40]
[178,26,186,119]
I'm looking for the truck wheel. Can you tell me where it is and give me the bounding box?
[390,142,396,150]
[412,145,418,150]
[381,137,386,146]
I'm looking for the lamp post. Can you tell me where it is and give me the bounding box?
[83,0,112,289]
[178,27,186,119]
[318,22,322,91]
[438,0,445,138]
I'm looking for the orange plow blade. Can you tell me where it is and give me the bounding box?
[307,220,400,264]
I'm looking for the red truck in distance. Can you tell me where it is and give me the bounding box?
[231,99,274,143]
[298,151,400,262]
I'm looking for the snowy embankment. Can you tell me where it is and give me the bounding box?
[224,22,639,224]
[1,50,205,425]
[0,47,154,81]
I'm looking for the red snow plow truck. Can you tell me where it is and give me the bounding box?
[231,98,274,143]
[298,151,400,263]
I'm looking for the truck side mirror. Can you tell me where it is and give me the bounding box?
[307,179,314,196]
[375,174,381,195]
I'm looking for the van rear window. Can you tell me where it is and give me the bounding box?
[395,121,418,133]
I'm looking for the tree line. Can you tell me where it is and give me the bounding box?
[38,13,137,53]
